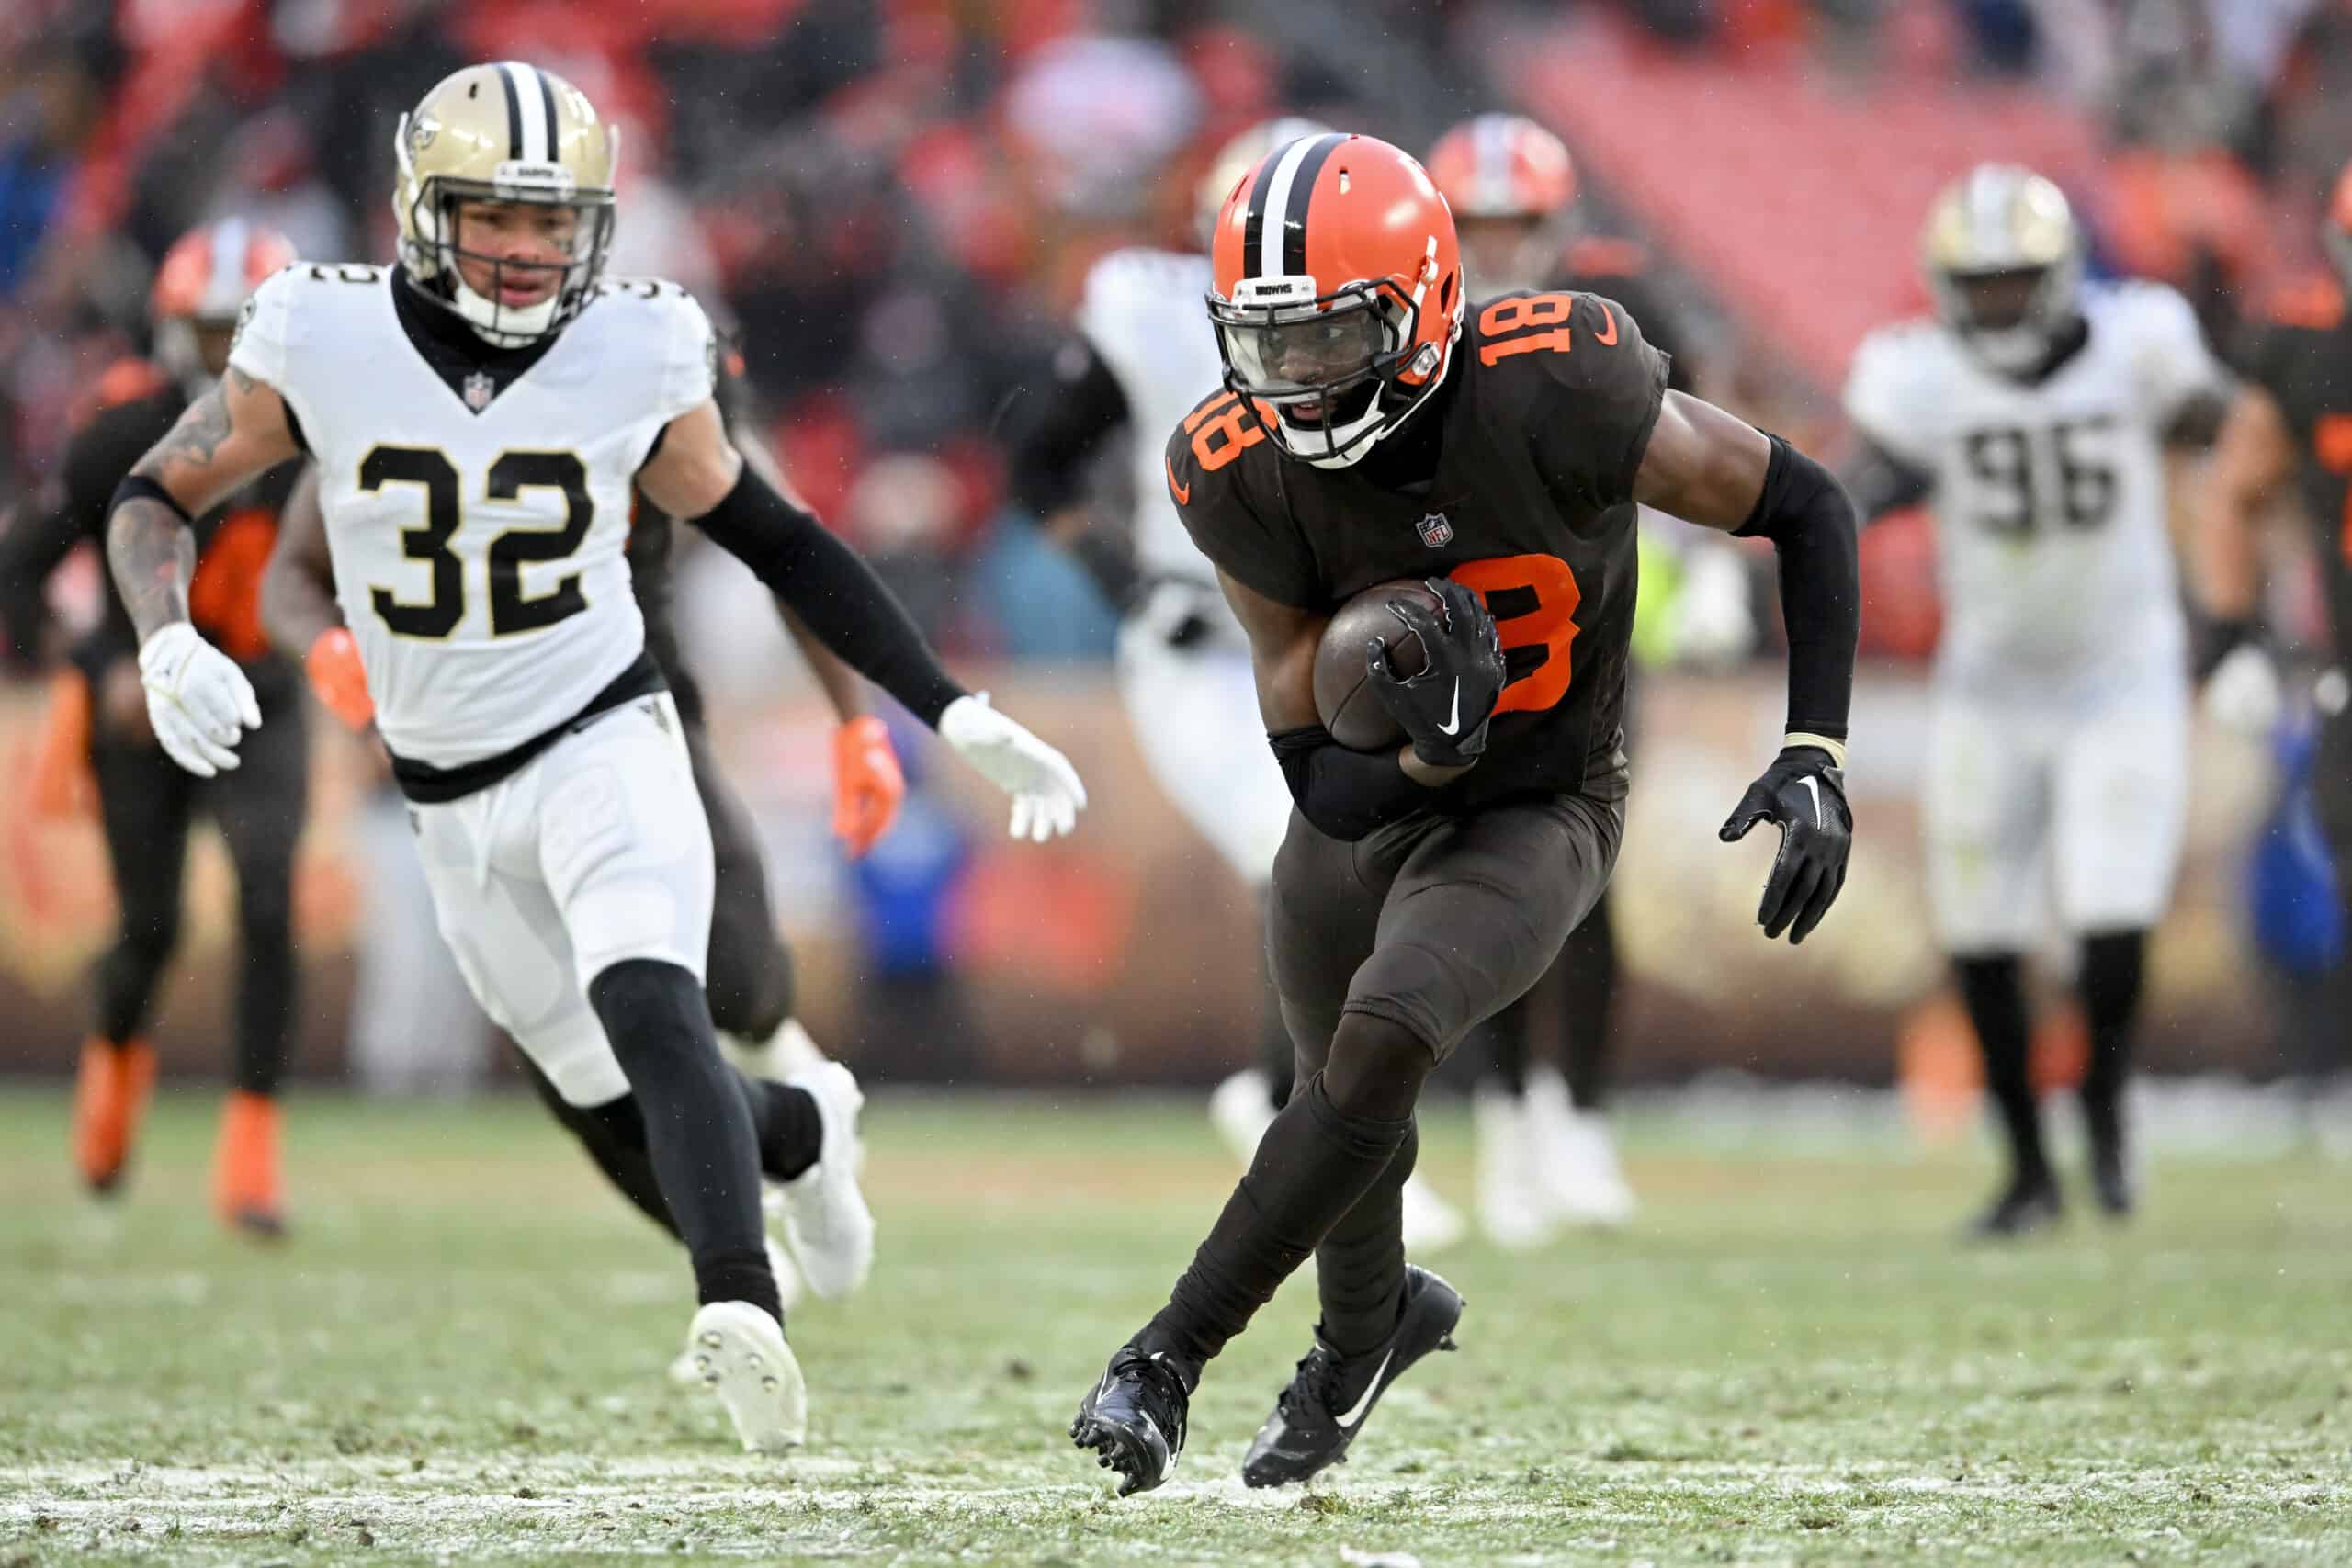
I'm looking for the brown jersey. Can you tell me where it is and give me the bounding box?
[2232,277,2352,652]
[1165,290,1669,806]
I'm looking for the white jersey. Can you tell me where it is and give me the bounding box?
[230,263,715,766]
[1076,247,1234,626]
[1843,280,2222,701]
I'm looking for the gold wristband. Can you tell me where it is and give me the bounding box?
[1784,732,1847,768]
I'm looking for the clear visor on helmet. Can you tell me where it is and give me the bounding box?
[1212,293,1387,400]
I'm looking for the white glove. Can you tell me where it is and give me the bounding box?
[938,693,1087,842]
[137,622,262,778]
[2202,643,2282,736]
[1671,540,1756,668]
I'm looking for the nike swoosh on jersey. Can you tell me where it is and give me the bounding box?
[1592,303,1619,346]
[1799,775,1824,829]
[1165,458,1191,507]
[1334,1349,1395,1430]
[1436,679,1461,736]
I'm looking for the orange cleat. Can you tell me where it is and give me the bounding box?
[213,1089,287,1239]
[72,1038,156,1194]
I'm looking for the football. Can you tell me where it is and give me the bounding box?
[1313,577,1442,751]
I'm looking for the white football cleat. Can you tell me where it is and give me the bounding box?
[1475,1083,1559,1251]
[671,1238,799,1384]
[1399,1171,1467,1254]
[1208,1068,1278,1165]
[776,1061,876,1300]
[684,1300,806,1451]
[1528,1069,1635,1228]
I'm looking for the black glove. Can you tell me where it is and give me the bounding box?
[1367,578,1506,768]
[1719,745,1852,943]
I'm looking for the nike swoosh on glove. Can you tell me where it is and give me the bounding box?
[938,693,1088,843]
[1367,578,1506,768]
[1719,745,1851,943]
[138,622,262,779]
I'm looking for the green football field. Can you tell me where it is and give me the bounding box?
[0,1088,2346,1566]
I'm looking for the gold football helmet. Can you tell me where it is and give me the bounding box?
[1921,164,2082,374]
[392,61,618,346]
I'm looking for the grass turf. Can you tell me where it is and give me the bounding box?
[0,1088,2346,1565]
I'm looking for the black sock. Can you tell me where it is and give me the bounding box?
[2078,929,2146,1137]
[588,959,780,1324]
[1954,952,2045,1181]
[1135,1073,1411,1378]
[1316,1119,1418,1356]
[739,1071,823,1182]
[1557,891,1618,1111]
[520,1055,680,1239]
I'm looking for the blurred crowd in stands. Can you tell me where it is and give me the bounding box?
[6,0,2352,668]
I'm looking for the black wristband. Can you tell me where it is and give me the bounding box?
[109,473,192,526]
[693,465,966,727]
[1269,724,1432,841]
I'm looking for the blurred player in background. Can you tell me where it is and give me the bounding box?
[265,329,907,1316]
[105,61,1084,1451]
[2198,157,2352,1019]
[1842,165,2227,1236]
[0,220,303,1236]
[1010,116,1467,1253]
[1072,132,1856,1495]
[1422,112,1752,1241]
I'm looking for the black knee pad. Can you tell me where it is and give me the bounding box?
[587,958,715,1077]
[1324,1013,1439,1121]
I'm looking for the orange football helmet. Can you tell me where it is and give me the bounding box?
[1207,132,1464,468]
[150,220,296,392]
[1425,114,1576,297]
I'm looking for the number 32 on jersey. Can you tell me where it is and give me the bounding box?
[362,446,593,638]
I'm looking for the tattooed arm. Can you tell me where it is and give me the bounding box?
[107,367,301,641]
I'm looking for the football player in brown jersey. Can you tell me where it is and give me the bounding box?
[1070,133,1858,1495]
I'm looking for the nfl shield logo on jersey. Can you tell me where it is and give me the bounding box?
[1416,513,1453,548]
[462,371,495,412]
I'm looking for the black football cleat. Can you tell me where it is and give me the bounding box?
[1070,1347,1190,1497]
[1967,1169,2064,1239]
[1241,1265,1463,1489]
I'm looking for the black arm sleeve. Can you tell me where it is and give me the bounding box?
[691,465,967,728]
[1838,436,1934,524]
[1733,435,1860,741]
[1008,337,1132,517]
[1270,725,1436,842]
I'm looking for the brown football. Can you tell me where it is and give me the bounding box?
[1313,578,1440,751]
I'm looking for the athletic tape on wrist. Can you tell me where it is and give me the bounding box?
[1784,732,1847,768]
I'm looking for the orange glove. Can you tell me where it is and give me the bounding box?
[28,667,96,819]
[831,715,904,858]
[306,627,375,731]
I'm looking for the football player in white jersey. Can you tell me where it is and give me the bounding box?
[1840,165,2227,1235]
[1008,118,1465,1253]
[102,62,1086,1451]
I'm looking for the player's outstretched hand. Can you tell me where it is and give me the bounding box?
[1719,745,1851,944]
[137,622,261,778]
[832,715,906,857]
[1369,578,1506,768]
[939,693,1088,843]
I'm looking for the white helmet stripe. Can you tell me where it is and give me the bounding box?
[500,61,548,162]
[200,219,250,319]
[1256,134,1322,281]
